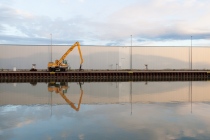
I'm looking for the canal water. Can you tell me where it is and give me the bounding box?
[1,81,210,140]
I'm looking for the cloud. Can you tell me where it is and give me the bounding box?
[92,0,210,43]
[0,35,82,45]
[0,5,88,44]
[1,0,210,45]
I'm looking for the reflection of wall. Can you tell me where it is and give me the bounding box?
[1,82,210,105]
[119,82,130,103]
[1,45,210,69]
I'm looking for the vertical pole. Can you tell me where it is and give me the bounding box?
[191,36,192,70]
[189,81,192,113]
[130,81,132,115]
[130,35,133,114]
[130,35,132,70]
[188,82,190,102]
[51,33,52,62]
[189,39,190,69]
[51,92,52,116]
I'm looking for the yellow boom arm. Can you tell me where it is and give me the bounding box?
[56,41,84,70]
[58,89,83,111]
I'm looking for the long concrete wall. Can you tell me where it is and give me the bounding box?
[1,45,210,70]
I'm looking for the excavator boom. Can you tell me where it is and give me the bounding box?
[57,42,84,66]
[58,89,83,111]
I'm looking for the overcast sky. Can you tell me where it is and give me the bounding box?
[1,0,210,46]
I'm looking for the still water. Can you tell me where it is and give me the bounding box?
[1,81,210,140]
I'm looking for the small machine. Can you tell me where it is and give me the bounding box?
[30,64,37,71]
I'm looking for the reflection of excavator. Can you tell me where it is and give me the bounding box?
[48,82,83,111]
[48,41,84,72]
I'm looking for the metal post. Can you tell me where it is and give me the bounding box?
[130,81,132,115]
[130,35,132,70]
[189,40,190,69]
[191,36,192,70]
[191,81,192,113]
[51,92,52,116]
[50,33,52,62]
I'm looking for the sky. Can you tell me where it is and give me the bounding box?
[0,0,210,46]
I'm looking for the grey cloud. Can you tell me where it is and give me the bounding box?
[0,24,5,31]
[105,39,125,46]
[136,32,210,43]
[0,35,83,45]
[157,33,210,41]
[0,5,88,44]
[0,6,16,20]
[0,6,89,44]
[136,38,147,42]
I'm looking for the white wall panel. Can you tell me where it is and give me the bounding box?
[0,45,210,70]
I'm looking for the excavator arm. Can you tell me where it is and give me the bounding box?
[58,82,83,111]
[48,82,84,111]
[58,89,83,111]
[56,41,84,70]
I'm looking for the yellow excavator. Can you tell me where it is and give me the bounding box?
[48,41,84,72]
[48,82,83,111]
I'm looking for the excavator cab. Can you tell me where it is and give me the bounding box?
[48,82,68,93]
[63,60,68,64]
[30,64,37,71]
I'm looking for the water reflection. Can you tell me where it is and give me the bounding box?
[1,81,210,140]
[48,82,83,111]
[1,81,210,105]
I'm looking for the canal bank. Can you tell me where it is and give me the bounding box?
[0,70,210,82]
